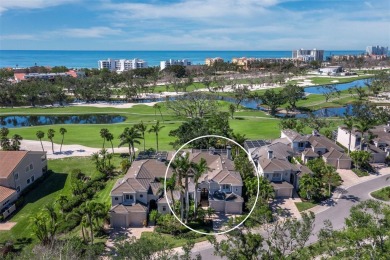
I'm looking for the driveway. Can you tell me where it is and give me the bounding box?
[190,169,390,259]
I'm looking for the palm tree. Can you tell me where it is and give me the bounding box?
[299,174,321,201]
[36,130,45,152]
[170,153,191,222]
[192,158,209,218]
[153,103,164,122]
[106,132,114,153]
[59,127,67,153]
[354,120,373,150]
[11,134,23,151]
[321,165,342,196]
[148,120,165,152]
[135,121,148,152]
[118,127,142,161]
[100,128,109,149]
[47,129,55,154]
[343,115,355,154]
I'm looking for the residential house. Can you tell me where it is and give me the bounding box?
[337,123,390,163]
[109,148,244,228]
[249,141,304,198]
[0,151,47,213]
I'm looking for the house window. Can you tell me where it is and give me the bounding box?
[14,173,19,180]
[31,176,35,182]
[162,206,166,211]
[221,184,231,192]
[125,194,130,200]
[130,195,134,200]
[16,186,21,193]
[272,173,282,180]
[27,179,31,184]
[29,164,33,170]
[115,197,118,201]
[140,194,143,198]
[298,142,304,148]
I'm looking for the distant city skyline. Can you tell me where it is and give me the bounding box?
[0,0,389,50]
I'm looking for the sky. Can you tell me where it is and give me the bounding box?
[0,0,389,50]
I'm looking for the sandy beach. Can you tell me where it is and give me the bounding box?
[20,140,133,159]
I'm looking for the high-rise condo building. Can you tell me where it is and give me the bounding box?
[98,58,148,72]
[160,59,191,70]
[366,45,388,56]
[292,49,324,61]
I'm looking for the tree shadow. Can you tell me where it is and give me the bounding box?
[333,187,348,195]
[319,198,337,207]
[339,194,360,202]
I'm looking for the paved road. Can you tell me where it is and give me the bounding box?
[191,174,390,259]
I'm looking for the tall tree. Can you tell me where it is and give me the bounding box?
[118,127,142,161]
[47,129,55,154]
[299,173,321,200]
[148,120,165,152]
[105,132,115,153]
[260,89,286,116]
[100,128,109,149]
[321,165,342,196]
[36,130,45,152]
[283,83,305,110]
[59,127,67,153]
[343,115,355,154]
[135,121,148,152]
[11,134,23,151]
[228,103,236,119]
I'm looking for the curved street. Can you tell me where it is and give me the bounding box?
[190,170,390,259]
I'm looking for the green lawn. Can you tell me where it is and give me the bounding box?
[141,231,208,248]
[0,156,123,244]
[371,187,390,201]
[295,201,317,212]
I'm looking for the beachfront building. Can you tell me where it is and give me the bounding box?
[205,57,224,66]
[366,45,388,56]
[160,59,192,70]
[292,49,324,61]
[98,58,148,72]
[14,70,83,82]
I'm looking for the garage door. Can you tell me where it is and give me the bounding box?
[276,188,292,198]
[129,212,147,227]
[225,202,243,214]
[111,213,127,228]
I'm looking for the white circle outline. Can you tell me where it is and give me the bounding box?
[164,134,260,235]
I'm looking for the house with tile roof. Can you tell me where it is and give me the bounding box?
[109,148,244,228]
[0,151,47,214]
[248,141,312,197]
[337,123,390,163]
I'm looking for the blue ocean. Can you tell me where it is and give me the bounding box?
[0,50,365,69]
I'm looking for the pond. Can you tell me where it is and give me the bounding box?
[304,78,370,94]
[0,114,126,128]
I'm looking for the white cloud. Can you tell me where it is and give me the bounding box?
[0,0,79,13]
[59,26,122,38]
[1,34,36,40]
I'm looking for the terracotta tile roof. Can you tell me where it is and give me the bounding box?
[259,158,298,173]
[0,151,28,178]
[0,186,16,203]
[111,180,135,195]
[308,135,344,152]
[271,181,294,189]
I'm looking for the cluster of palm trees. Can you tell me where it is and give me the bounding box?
[168,153,209,224]
[0,127,23,151]
[98,121,165,162]
[35,127,67,154]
